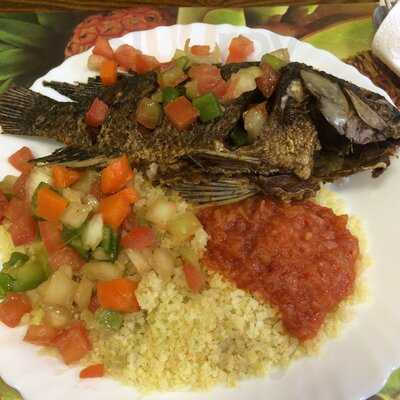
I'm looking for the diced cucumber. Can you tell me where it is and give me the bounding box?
[95,308,123,331]
[3,252,29,270]
[101,225,119,262]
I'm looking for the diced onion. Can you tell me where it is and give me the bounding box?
[41,269,77,308]
[146,198,177,227]
[84,194,99,211]
[179,245,200,268]
[167,212,201,242]
[72,170,98,195]
[60,202,91,229]
[87,54,107,71]
[83,261,124,281]
[43,305,72,328]
[74,277,94,310]
[229,67,263,100]
[269,48,290,64]
[243,102,267,142]
[126,249,152,276]
[82,213,104,250]
[27,167,53,200]
[62,188,82,203]
[152,248,175,281]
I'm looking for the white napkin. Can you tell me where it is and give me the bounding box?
[372,1,400,76]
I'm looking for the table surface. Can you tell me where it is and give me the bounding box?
[0,3,399,400]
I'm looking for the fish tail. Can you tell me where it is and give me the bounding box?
[0,87,55,136]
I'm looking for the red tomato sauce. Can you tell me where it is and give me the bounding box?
[198,197,359,341]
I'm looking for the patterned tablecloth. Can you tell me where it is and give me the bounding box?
[0,4,399,399]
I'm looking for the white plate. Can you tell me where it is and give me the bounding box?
[1,23,400,400]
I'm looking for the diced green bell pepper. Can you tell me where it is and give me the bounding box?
[8,259,48,292]
[0,272,15,299]
[101,225,119,262]
[261,53,287,71]
[62,226,90,260]
[95,308,123,331]
[192,93,223,122]
[162,87,180,105]
[3,252,29,270]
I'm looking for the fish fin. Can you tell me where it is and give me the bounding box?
[188,150,262,174]
[32,146,119,168]
[43,78,103,103]
[0,87,56,136]
[168,178,259,205]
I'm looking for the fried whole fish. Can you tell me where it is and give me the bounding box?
[0,61,399,204]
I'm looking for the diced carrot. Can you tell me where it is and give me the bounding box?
[99,192,130,229]
[52,166,81,189]
[8,147,33,174]
[101,155,134,194]
[38,221,64,253]
[121,226,156,250]
[226,35,254,64]
[24,324,61,346]
[183,263,205,293]
[80,363,105,379]
[191,45,210,56]
[0,293,32,328]
[85,98,109,128]
[35,186,68,222]
[93,37,114,60]
[164,96,199,131]
[53,321,91,364]
[100,59,117,86]
[119,187,139,204]
[135,54,160,74]
[97,278,140,313]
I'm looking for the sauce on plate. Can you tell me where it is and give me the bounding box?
[198,197,359,341]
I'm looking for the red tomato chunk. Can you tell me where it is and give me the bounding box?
[80,363,105,379]
[121,226,156,250]
[0,191,9,223]
[0,293,32,328]
[199,198,359,341]
[8,147,33,174]
[38,221,64,254]
[85,98,109,127]
[48,246,85,271]
[24,324,61,346]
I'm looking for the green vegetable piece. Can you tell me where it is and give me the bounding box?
[229,127,250,148]
[95,308,123,331]
[159,65,186,88]
[8,259,48,292]
[101,225,119,262]
[62,226,90,260]
[192,93,223,122]
[175,56,189,70]
[151,89,163,103]
[3,252,29,271]
[261,53,286,71]
[162,87,180,104]
[0,175,17,197]
[0,272,15,299]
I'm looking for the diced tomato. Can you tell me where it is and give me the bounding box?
[38,221,64,254]
[0,191,9,224]
[121,226,156,250]
[85,98,109,128]
[24,324,61,346]
[226,35,254,64]
[0,293,32,328]
[114,44,140,71]
[12,171,30,200]
[164,96,199,130]
[191,45,210,56]
[135,54,160,74]
[6,199,37,246]
[256,63,280,99]
[183,263,205,293]
[99,192,130,230]
[97,278,140,313]
[88,294,100,313]
[48,246,85,271]
[101,155,134,194]
[100,59,118,86]
[52,166,81,189]
[80,363,105,379]
[92,37,114,60]
[188,64,228,98]
[53,321,91,364]
[8,147,33,174]
[35,186,68,223]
